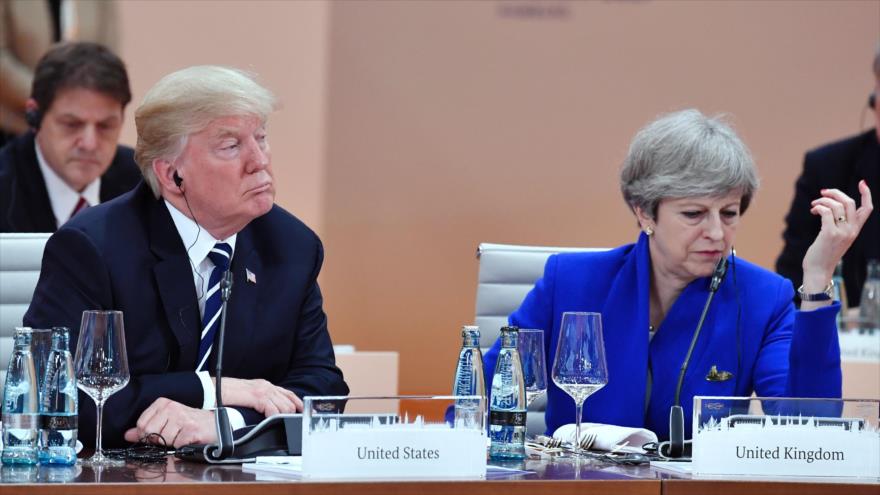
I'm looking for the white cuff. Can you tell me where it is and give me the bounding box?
[227,408,246,431]
[197,371,216,410]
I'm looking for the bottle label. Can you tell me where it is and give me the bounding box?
[1,413,39,429]
[489,410,526,427]
[41,415,78,430]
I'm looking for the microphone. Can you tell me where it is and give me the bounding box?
[207,270,234,461]
[666,255,728,458]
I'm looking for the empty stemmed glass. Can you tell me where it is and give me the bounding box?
[517,329,548,409]
[551,312,608,457]
[73,310,129,466]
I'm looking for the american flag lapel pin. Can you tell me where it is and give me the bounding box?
[246,268,257,284]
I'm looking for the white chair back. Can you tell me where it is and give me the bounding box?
[473,242,607,435]
[0,233,51,385]
[474,243,606,349]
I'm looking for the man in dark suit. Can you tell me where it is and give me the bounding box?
[776,48,880,306]
[24,65,348,449]
[0,42,141,232]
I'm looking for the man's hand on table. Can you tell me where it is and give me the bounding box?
[216,377,303,416]
[124,398,217,448]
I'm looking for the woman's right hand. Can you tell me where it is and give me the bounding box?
[800,180,873,310]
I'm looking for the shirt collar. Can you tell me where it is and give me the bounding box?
[35,139,102,227]
[164,199,237,267]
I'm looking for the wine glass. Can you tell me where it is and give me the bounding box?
[551,312,608,457]
[517,329,548,408]
[73,310,129,466]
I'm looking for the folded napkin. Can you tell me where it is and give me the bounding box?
[553,422,657,454]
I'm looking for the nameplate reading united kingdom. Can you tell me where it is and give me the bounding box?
[692,396,880,479]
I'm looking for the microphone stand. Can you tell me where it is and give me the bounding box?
[667,257,728,458]
[207,270,234,461]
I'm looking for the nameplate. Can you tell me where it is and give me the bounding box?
[838,331,880,364]
[301,424,486,479]
[693,411,880,479]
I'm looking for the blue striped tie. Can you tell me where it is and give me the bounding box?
[197,242,233,372]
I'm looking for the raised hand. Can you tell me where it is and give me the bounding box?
[801,180,873,310]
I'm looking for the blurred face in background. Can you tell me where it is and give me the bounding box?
[33,87,124,192]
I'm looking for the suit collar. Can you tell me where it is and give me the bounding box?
[34,138,101,227]
[163,199,238,270]
[147,187,202,369]
[8,132,56,231]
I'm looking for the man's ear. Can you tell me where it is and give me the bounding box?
[25,99,40,129]
[152,158,180,193]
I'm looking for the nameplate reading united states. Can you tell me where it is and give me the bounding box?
[301,396,487,479]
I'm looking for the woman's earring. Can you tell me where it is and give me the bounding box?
[645,226,654,236]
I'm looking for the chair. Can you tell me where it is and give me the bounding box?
[0,233,51,384]
[474,242,606,435]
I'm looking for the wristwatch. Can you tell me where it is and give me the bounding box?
[797,280,834,301]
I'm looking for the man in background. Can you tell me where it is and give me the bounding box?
[0,42,141,232]
[776,46,880,306]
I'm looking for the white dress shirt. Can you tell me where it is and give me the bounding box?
[165,200,246,431]
[35,141,101,228]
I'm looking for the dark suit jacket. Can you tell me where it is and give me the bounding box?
[24,182,349,447]
[0,130,142,232]
[776,129,879,306]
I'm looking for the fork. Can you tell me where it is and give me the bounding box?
[577,431,598,452]
[534,435,564,449]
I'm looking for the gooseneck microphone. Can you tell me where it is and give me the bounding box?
[666,255,728,458]
[206,270,235,461]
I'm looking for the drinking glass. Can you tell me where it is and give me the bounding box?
[517,329,548,408]
[73,310,129,466]
[551,312,608,456]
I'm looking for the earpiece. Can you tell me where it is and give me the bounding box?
[173,171,183,189]
[869,92,876,110]
[25,109,41,129]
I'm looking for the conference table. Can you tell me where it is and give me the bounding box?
[1,454,877,495]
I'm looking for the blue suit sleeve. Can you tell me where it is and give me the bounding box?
[753,277,841,416]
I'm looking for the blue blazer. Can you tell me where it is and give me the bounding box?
[483,233,842,440]
[24,182,349,447]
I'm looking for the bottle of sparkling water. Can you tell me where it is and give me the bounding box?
[859,259,880,334]
[452,326,485,429]
[489,326,526,460]
[39,327,78,465]
[2,328,40,465]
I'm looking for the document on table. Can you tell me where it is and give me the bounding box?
[242,456,533,480]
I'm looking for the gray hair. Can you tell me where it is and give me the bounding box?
[134,65,278,197]
[620,109,759,219]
